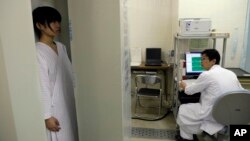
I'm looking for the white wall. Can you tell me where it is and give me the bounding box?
[243,1,250,72]
[127,0,175,62]
[68,0,130,141]
[179,0,248,67]
[0,1,47,141]
[127,0,248,67]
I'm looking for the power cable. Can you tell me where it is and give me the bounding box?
[131,109,171,121]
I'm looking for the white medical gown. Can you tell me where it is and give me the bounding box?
[36,42,78,141]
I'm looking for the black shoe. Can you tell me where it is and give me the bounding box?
[175,134,194,141]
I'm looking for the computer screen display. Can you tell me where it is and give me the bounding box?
[145,48,162,66]
[185,52,205,76]
[146,48,161,60]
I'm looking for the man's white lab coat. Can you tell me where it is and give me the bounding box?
[177,65,243,139]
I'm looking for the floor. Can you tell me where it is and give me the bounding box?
[130,94,214,141]
[131,113,176,141]
[130,92,176,141]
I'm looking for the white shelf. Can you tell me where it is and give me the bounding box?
[175,32,230,39]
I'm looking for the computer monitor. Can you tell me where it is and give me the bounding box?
[145,48,162,66]
[185,52,205,76]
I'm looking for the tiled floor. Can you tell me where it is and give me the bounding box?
[131,93,176,141]
[131,138,174,141]
[131,94,214,141]
[131,113,176,141]
[132,112,176,130]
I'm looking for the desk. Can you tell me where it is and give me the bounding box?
[131,63,171,71]
[131,63,173,108]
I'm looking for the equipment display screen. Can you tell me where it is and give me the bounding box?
[185,52,204,76]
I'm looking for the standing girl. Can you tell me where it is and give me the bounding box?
[32,6,78,141]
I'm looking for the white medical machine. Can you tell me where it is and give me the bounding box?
[178,18,212,36]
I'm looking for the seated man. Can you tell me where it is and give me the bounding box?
[176,49,244,141]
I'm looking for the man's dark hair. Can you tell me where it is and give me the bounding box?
[32,6,61,38]
[201,49,221,64]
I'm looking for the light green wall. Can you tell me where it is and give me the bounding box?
[55,0,72,59]
[0,37,17,141]
[68,0,128,141]
[0,1,47,141]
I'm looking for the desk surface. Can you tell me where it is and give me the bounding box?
[131,63,172,70]
[227,68,250,78]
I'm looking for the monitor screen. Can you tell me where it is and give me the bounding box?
[185,52,205,76]
[146,48,161,60]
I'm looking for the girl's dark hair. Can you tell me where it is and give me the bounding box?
[201,49,221,64]
[32,6,61,38]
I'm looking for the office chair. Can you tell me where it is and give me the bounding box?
[204,90,250,141]
[134,74,163,119]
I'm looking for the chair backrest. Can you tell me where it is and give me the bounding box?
[212,90,250,125]
[135,75,162,88]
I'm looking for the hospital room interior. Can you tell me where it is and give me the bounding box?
[1,0,250,141]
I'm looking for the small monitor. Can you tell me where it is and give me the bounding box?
[145,48,161,66]
[185,52,205,76]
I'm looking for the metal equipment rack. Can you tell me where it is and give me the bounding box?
[172,33,230,117]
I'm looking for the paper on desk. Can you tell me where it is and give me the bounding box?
[182,79,197,85]
[130,48,142,66]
